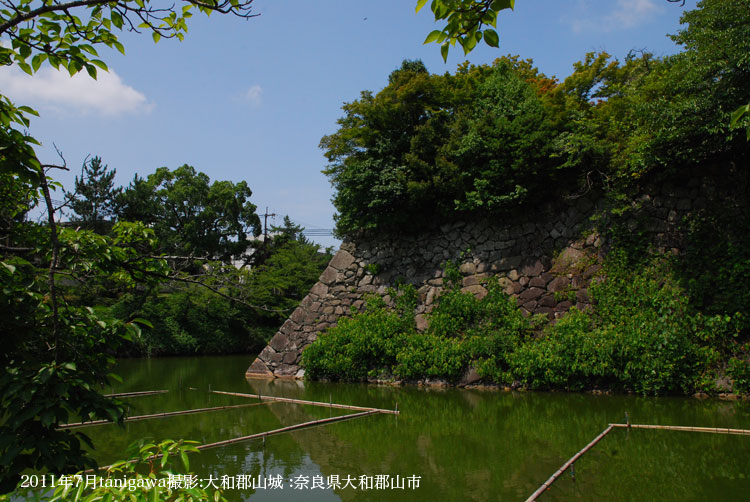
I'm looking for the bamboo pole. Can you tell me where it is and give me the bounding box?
[210,389,400,415]
[59,402,272,429]
[611,423,750,435]
[104,390,169,398]
[525,424,615,502]
[196,409,380,450]
[90,409,380,473]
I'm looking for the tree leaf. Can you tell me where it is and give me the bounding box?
[415,0,428,13]
[484,28,499,47]
[729,103,749,127]
[18,61,33,75]
[423,29,443,44]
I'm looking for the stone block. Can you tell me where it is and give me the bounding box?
[583,265,601,279]
[309,282,329,298]
[522,300,538,311]
[245,358,273,378]
[576,289,590,303]
[534,306,555,320]
[415,314,429,332]
[554,247,585,271]
[269,333,289,352]
[459,262,476,275]
[547,276,570,293]
[461,285,488,299]
[521,260,544,277]
[319,266,337,285]
[538,295,556,308]
[290,307,307,325]
[463,273,488,287]
[529,277,547,288]
[518,287,544,302]
[329,250,356,271]
[459,367,482,386]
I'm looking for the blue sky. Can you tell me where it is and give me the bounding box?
[1,0,699,249]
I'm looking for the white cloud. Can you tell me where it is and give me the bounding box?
[242,85,263,106]
[0,66,153,116]
[569,0,663,33]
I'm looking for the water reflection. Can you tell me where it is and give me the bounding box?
[80,356,750,501]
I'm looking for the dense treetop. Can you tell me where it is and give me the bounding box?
[323,0,750,238]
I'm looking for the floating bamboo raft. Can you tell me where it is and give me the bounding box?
[525,424,615,502]
[527,420,750,500]
[59,402,272,429]
[611,423,750,435]
[91,409,383,473]
[196,409,381,450]
[83,388,395,473]
[104,390,169,398]
[210,389,400,415]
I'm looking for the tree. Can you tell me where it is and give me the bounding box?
[0,0,255,78]
[417,0,691,61]
[66,155,121,233]
[116,165,262,262]
[320,58,569,236]
[0,0,260,492]
[1,214,169,491]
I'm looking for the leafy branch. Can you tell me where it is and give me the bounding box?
[0,0,257,78]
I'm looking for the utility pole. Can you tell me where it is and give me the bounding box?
[262,207,276,243]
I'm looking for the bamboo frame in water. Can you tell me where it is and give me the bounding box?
[527,420,750,501]
[59,402,272,429]
[210,389,400,415]
[611,423,750,435]
[104,390,169,398]
[91,409,381,472]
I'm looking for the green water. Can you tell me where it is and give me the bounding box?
[81,355,750,501]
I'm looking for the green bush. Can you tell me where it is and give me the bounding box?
[303,253,744,395]
[302,290,416,381]
[109,284,268,356]
[727,353,750,394]
[510,254,741,395]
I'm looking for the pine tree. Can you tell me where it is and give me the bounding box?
[67,156,121,233]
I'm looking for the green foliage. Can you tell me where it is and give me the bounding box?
[107,235,331,357]
[327,1,750,237]
[416,0,513,60]
[303,276,537,384]
[677,212,750,334]
[0,96,41,184]
[116,165,261,262]
[122,281,265,356]
[302,288,417,381]
[321,57,572,236]
[9,439,223,501]
[0,0,254,79]
[513,254,741,395]
[727,354,750,394]
[304,254,745,396]
[66,156,121,234]
[731,101,750,141]
[0,253,147,492]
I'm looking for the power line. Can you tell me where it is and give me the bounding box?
[301,229,333,236]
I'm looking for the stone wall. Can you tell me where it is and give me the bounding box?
[246,178,714,379]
